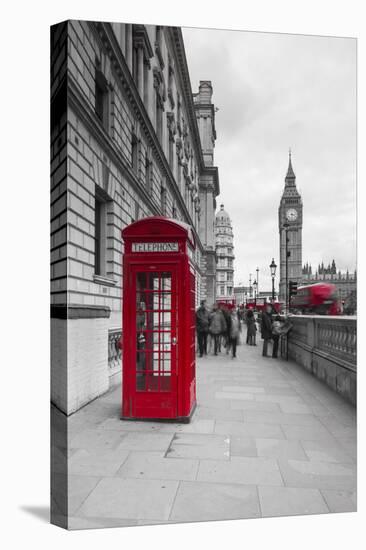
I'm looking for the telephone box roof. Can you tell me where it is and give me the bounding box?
[122,216,196,249]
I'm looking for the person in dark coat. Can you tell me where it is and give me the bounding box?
[271,314,283,358]
[229,307,241,358]
[209,305,227,355]
[261,304,273,357]
[220,304,231,353]
[246,309,257,346]
[196,300,210,357]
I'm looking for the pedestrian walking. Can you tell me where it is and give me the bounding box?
[261,304,273,357]
[209,304,227,355]
[271,314,282,358]
[229,307,241,358]
[196,300,210,357]
[246,309,257,346]
[220,304,231,354]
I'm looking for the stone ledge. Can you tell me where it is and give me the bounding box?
[93,274,118,287]
[51,304,111,319]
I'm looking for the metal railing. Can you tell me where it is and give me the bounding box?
[108,328,122,370]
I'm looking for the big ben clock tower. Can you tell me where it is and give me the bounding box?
[279,151,303,303]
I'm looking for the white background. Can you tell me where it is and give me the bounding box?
[0,0,364,548]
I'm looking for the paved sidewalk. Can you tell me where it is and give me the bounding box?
[66,341,357,529]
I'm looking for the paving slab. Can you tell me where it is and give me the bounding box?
[280,423,337,442]
[221,386,266,394]
[256,438,307,460]
[166,433,230,460]
[258,486,329,517]
[255,394,305,404]
[243,411,328,427]
[318,415,357,438]
[195,405,244,421]
[230,400,281,412]
[68,516,138,529]
[278,459,356,490]
[98,418,163,432]
[117,451,199,481]
[69,428,128,451]
[68,475,101,515]
[68,448,129,477]
[197,456,283,486]
[320,489,357,513]
[158,419,215,434]
[215,391,254,401]
[337,438,357,461]
[230,436,257,457]
[76,477,179,520]
[300,439,355,464]
[215,420,285,439]
[278,401,321,414]
[116,432,174,452]
[170,481,261,522]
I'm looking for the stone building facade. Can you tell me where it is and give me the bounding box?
[215,205,235,302]
[278,152,303,302]
[50,21,219,415]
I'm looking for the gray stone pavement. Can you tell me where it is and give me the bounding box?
[66,340,357,529]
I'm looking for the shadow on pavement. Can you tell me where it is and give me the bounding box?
[20,505,50,523]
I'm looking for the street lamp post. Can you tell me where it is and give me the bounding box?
[283,222,290,312]
[249,273,252,298]
[256,267,259,298]
[253,279,257,308]
[270,258,277,303]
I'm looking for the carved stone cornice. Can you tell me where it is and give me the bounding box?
[184,138,190,160]
[154,41,164,70]
[168,87,175,109]
[202,165,220,196]
[153,66,166,108]
[132,24,154,63]
[175,137,183,163]
[186,174,193,189]
[166,111,176,139]
[167,27,206,173]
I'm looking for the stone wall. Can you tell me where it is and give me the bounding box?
[287,315,357,405]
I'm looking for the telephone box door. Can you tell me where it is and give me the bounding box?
[129,265,178,418]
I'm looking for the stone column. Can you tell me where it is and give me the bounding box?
[145,63,153,119]
[137,47,144,98]
[125,25,133,72]
[120,24,126,55]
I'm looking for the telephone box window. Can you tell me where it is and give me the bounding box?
[135,271,174,393]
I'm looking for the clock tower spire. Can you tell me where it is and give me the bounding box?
[278,151,303,303]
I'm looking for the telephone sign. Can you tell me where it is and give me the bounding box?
[132,242,179,253]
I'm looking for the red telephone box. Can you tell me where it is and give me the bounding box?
[121,217,197,421]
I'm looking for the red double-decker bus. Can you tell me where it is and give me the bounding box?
[290,283,341,315]
[245,299,283,313]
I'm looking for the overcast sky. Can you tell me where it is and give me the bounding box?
[182,27,356,291]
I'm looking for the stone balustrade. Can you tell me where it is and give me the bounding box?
[287,315,357,405]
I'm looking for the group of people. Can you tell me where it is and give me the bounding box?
[196,300,291,360]
[196,300,241,358]
[258,303,288,358]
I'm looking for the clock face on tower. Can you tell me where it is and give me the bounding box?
[286,208,298,222]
